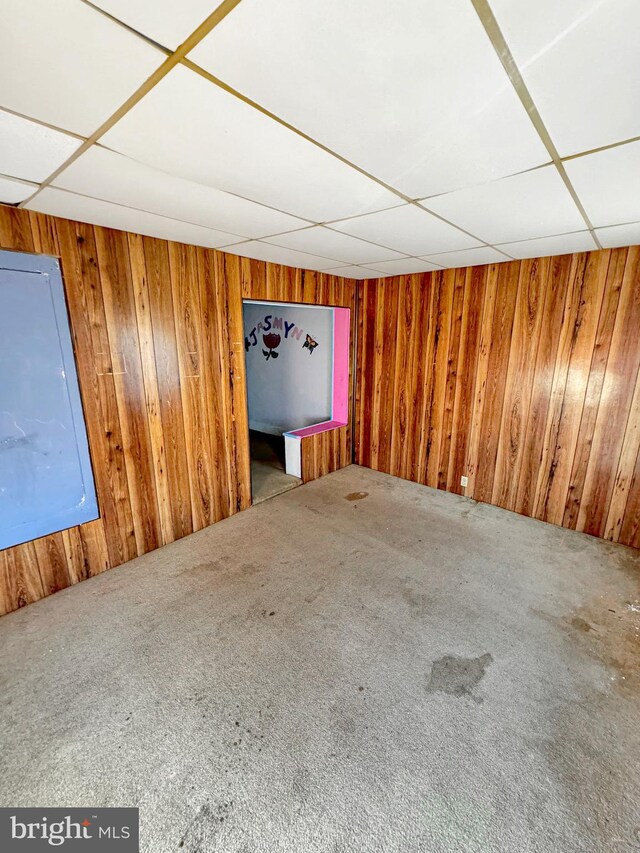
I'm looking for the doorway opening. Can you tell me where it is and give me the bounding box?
[249,429,299,505]
[243,299,350,504]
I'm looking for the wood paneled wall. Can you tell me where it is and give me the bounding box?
[0,204,356,616]
[356,248,640,549]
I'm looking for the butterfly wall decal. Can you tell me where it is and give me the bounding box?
[303,334,318,354]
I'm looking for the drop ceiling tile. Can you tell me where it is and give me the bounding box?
[25,188,245,249]
[0,111,81,183]
[596,222,640,250]
[219,241,340,271]
[563,141,640,229]
[325,266,381,280]
[263,226,407,265]
[425,166,586,244]
[102,65,398,222]
[53,146,307,239]
[331,204,482,257]
[422,246,510,268]
[0,0,163,135]
[91,0,215,50]
[498,231,597,260]
[490,0,640,156]
[189,0,548,198]
[365,258,443,276]
[0,175,37,204]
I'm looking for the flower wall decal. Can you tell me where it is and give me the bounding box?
[262,332,281,360]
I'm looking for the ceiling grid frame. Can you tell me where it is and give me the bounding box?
[2,0,637,271]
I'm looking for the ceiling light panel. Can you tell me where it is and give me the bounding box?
[490,0,640,157]
[25,187,245,249]
[422,246,510,268]
[0,175,37,204]
[331,204,482,257]
[0,0,163,136]
[102,65,398,222]
[53,146,308,238]
[189,0,549,199]
[497,231,597,260]
[563,140,640,229]
[325,266,381,280]
[365,258,443,275]
[90,0,217,50]
[219,241,341,271]
[0,111,82,183]
[595,222,640,250]
[425,166,586,245]
[262,226,407,265]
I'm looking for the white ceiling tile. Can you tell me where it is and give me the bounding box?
[219,241,340,271]
[595,222,640,250]
[263,226,407,265]
[422,246,511,268]
[0,175,37,204]
[425,166,586,244]
[0,0,163,135]
[325,266,381,280]
[25,188,245,249]
[102,65,398,222]
[0,111,81,183]
[490,0,640,156]
[189,0,548,198]
[91,0,215,50]
[331,204,482,256]
[498,231,597,260]
[365,258,443,275]
[53,145,307,239]
[564,141,640,229]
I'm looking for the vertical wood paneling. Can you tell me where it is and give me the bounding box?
[356,247,640,549]
[0,203,356,616]
[577,247,640,538]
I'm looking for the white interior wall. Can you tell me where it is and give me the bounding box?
[243,300,333,435]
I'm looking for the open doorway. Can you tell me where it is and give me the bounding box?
[249,429,298,504]
[243,299,349,504]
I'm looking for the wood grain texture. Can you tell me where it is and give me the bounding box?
[0,204,356,616]
[356,249,640,549]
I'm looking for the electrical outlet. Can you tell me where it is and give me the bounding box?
[460,475,468,488]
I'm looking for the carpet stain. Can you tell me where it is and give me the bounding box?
[425,653,493,703]
[344,492,368,501]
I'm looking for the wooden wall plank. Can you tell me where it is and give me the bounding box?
[143,236,193,540]
[473,261,519,504]
[94,227,161,554]
[577,247,640,538]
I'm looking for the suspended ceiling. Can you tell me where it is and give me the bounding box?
[0,0,638,278]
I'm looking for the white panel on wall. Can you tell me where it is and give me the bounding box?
[243,301,333,434]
